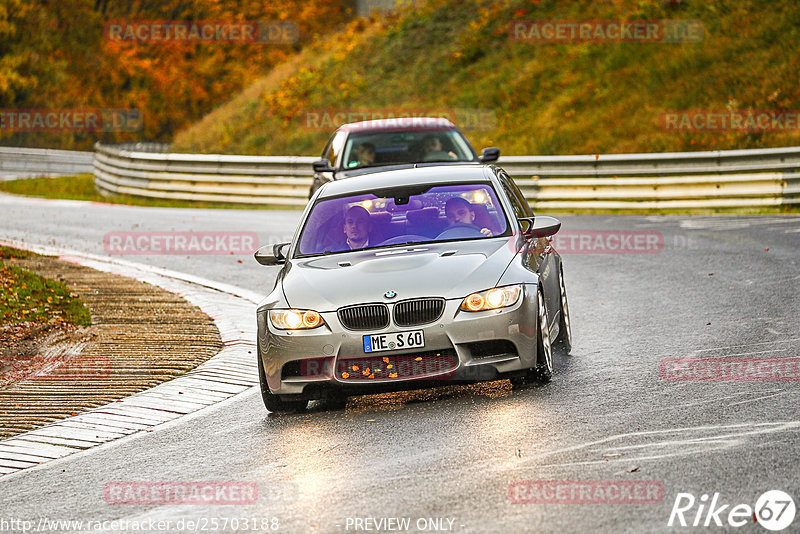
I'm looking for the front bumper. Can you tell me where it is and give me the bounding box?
[257,285,539,398]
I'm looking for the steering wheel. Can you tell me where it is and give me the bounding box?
[436,223,484,240]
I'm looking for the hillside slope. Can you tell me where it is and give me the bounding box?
[172,0,800,156]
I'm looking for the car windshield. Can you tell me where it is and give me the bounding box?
[296,183,509,256]
[341,130,475,169]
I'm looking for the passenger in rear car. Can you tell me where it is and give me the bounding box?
[444,197,493,237]
[355,142,376,167]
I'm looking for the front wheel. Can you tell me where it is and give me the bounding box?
[553,264,572,355]
[257,341,308,413]
[532,285,553,383]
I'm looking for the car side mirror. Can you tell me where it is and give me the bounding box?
[312,159,335,173]
[478,147,500,163]
[519,216,561,238]
[254,243,290,265]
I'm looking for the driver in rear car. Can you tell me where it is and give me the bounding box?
[421,135,457,161]
[444,197,493,237]
[343,205,372,249]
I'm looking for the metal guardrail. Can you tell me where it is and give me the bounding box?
[92,143,800,210]
[0,146,94,180]
[93,143,316,207]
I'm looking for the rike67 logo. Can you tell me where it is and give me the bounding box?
[668,490,796,531]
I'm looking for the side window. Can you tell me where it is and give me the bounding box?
[500,171,533,217]
[500,172,533,217]
[327,131,347,167]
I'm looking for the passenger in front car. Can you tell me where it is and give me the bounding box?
[444,197,493,237]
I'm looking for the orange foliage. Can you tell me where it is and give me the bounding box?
[0,0,352,148]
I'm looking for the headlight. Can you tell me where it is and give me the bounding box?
[460,285,522,312]
[269,309,325,329]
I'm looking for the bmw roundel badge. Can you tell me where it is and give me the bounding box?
[384,290,397,299]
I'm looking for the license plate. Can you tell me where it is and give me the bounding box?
[363,330,424,353]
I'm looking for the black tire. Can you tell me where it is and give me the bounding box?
[532,285,553,383]
[509,372,531,389]
[553,264,572,355]
[257,341,308,413]
[324,392,349,410]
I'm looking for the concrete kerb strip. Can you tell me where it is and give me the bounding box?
[0,239,263,477]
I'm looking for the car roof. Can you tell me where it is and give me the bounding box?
[336,117,457,134]
[317,164,494,199]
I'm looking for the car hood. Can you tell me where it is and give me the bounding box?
[282,238,518,311]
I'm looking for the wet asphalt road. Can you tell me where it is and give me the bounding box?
[1,194,799,533]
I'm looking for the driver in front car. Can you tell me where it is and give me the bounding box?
[444,197,493,237]
[343,205,373,249]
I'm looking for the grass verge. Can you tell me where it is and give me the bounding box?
[0,246,91,326]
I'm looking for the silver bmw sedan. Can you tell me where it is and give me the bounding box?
[255,164,571,412]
